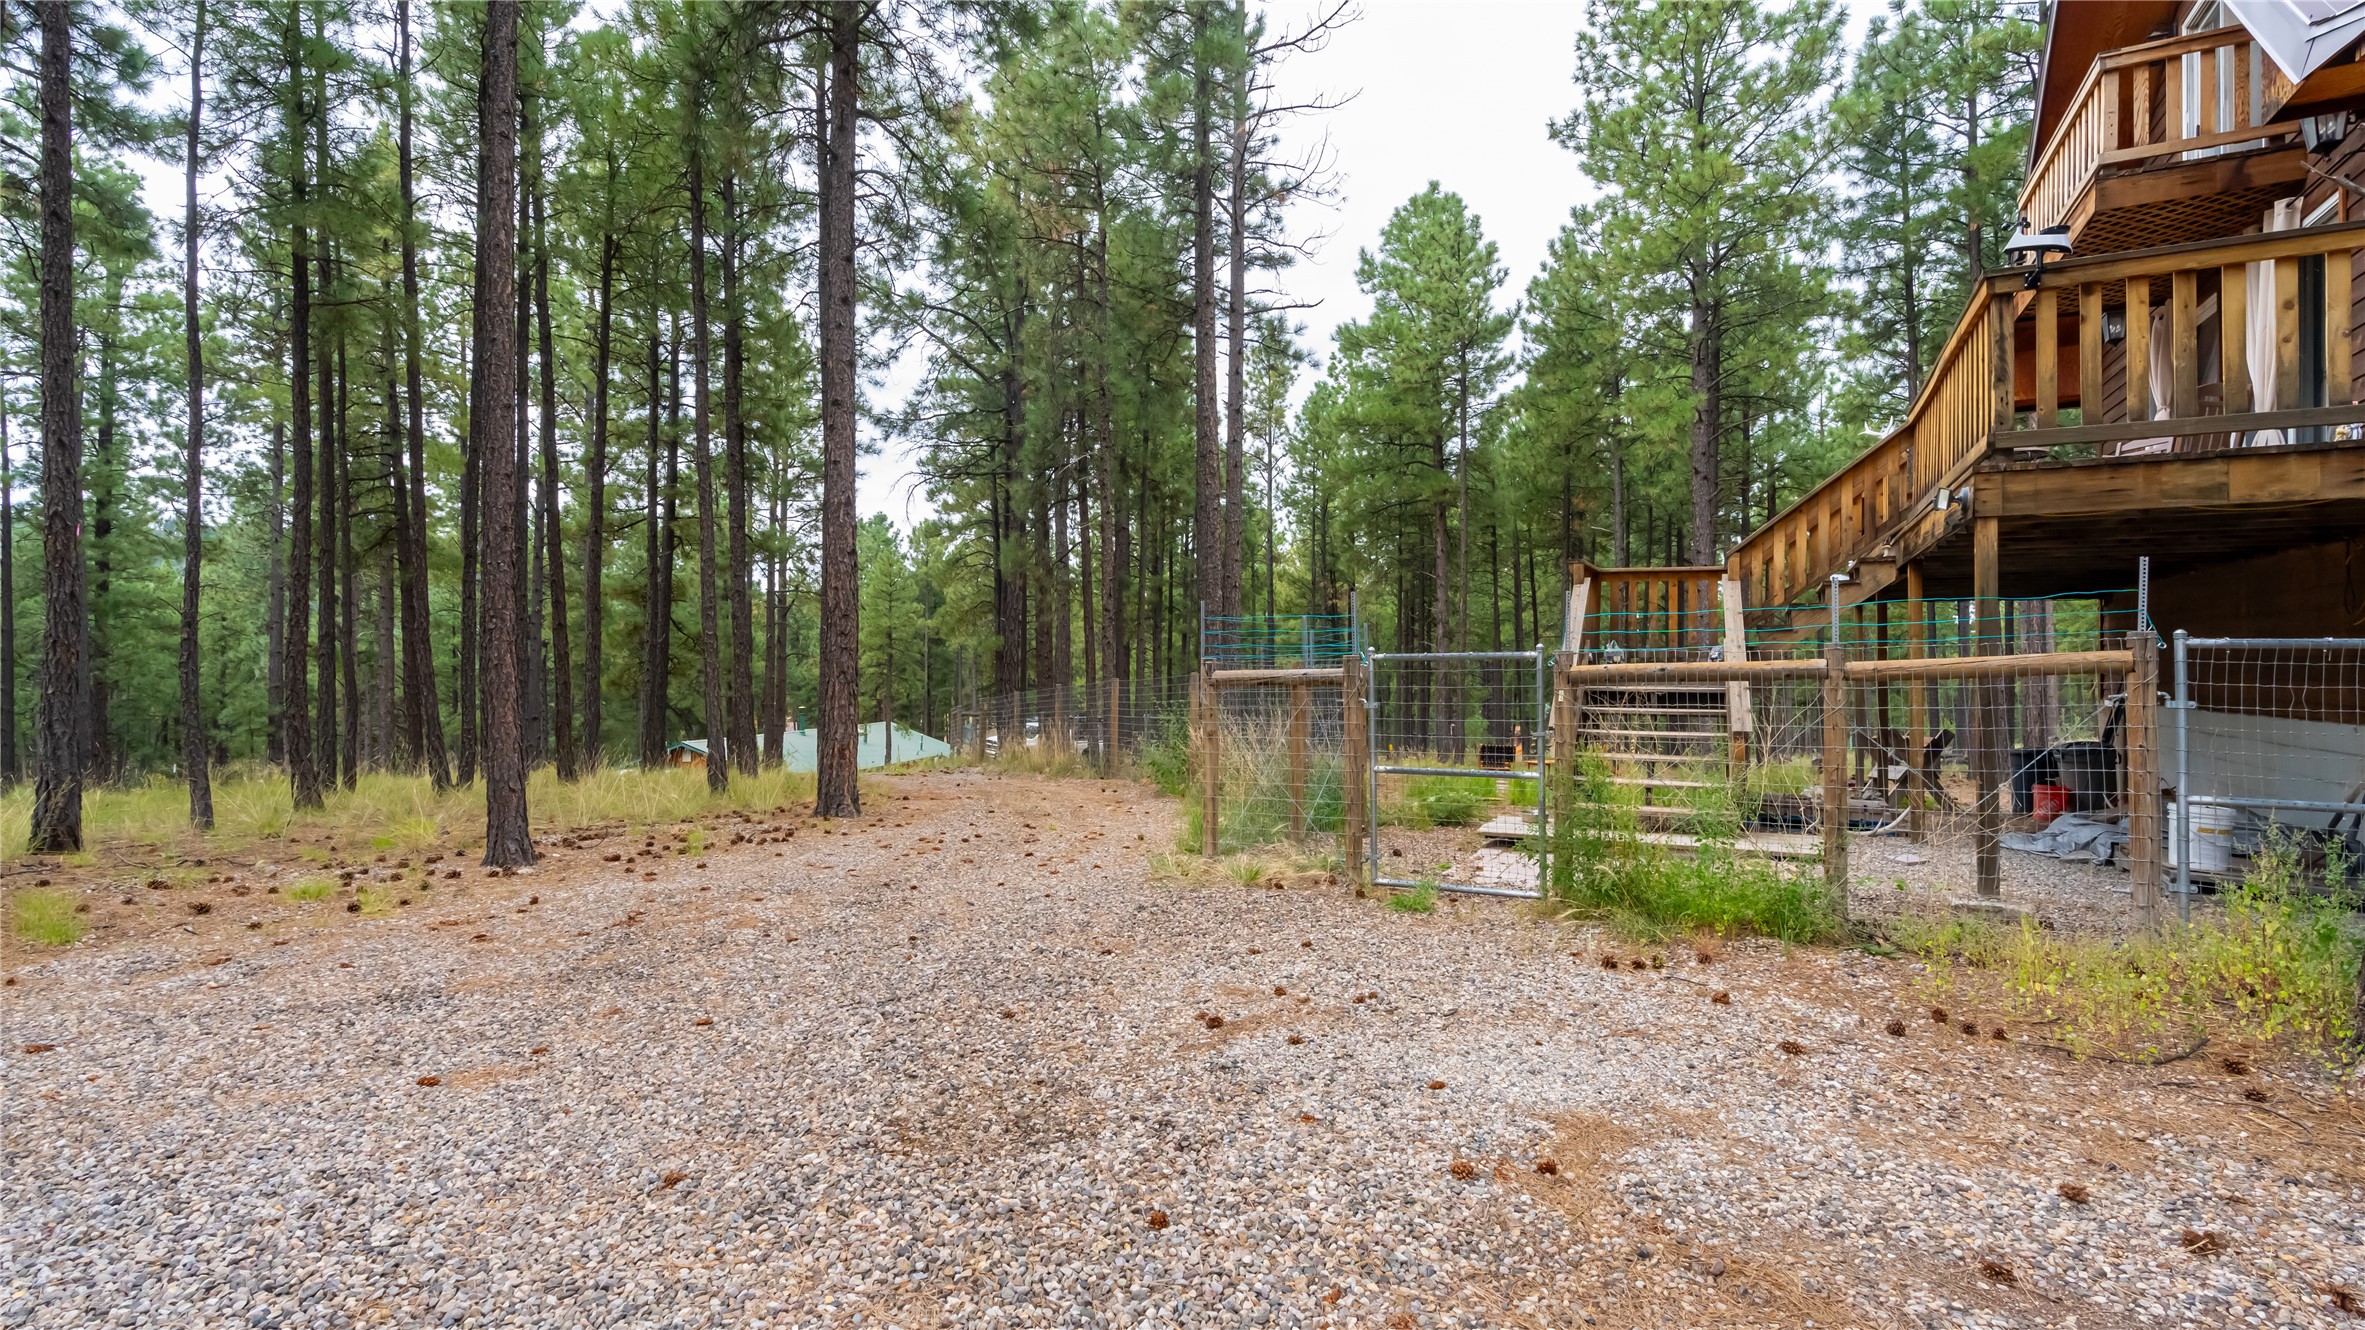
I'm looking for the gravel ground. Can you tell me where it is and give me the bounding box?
[5,769,2362,1329]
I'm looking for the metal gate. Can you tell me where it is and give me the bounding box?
[1363,648,1551,899]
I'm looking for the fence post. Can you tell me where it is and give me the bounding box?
[1341,654,1368,883]
[1904,562,1930,839]
[1720,576,1751,784]
[1822,644,1849,900]
[2126,631,2162,929]
[1289,682,1311,840]
[1973,518,2005,899]
[1198,671,1220,857]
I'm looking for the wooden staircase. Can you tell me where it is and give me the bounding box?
[1746,547,1903,644]
[1557,571,1753,797]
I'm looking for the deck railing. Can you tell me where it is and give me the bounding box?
[1734,289,1999,608]
[2020,25,2294,235]
[1731,223,2365,610]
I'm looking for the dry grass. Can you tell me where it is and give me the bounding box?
[0,763,823,866]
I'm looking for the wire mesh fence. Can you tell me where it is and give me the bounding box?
[1197,675,1350,856]
[947,675,1196,780]
[1202,611,1360,669]
[1560,626,2170,931]
[1366,651,1550,898]
[2166,635,2365,914]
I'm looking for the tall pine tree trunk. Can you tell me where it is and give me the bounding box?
[30,0,87,851]
[531,157,576,781]
[1,391,17,788]
[1188,4,1222,646]
[396,0,450,789]
[337,338,359,790]
[283,12,321,812]
[180,0,213,828]
[638,317,671,768]
[1687,295,1721,565]
[722,169,757,778]
[476,0,533,867]
[813,7,862,817]
[1221,23,1248,619]
[686,83,726,791]
[582,223,616,768]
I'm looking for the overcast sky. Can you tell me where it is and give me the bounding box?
[864,0,1599,526]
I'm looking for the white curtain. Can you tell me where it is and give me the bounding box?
[2246,197,2303,447]
[2119,305,2177,454]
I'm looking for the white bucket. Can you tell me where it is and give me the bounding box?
[2167,802,2239,874]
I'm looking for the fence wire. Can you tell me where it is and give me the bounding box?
[1201,681,1348,856]
[947,675,1196,778]
[1368,651,1549,897]
[2168,636,2365,909]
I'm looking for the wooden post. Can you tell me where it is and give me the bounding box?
[2080,283,2106,422]
[2329,246,2353,403]
[1341,654,1368,883]
[1905,561,1930,839]
[2221,264,2250,412]
[2277,256,2302,409]
[1720,576,1751,784]
[1555,579,1591,775]
[1196,672,1219,857]
[2126,631,2162,928]
[2126,279,2152,424]
[2170,269,2199,419]
[1822,644,1849,900]
[1973,515,2004,899]
[1288,682,1310,840]
[2035,287,2060,427]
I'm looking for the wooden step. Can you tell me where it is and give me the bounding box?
[1477,814,1819,860]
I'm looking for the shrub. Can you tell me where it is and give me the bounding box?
[9,889,82,946]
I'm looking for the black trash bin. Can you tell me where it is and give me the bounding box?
[2055,741,2119,812]
[2009,747,2059,816]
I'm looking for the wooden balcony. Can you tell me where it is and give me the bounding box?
[2019,25,2305,254]
[1732,222,2365,613]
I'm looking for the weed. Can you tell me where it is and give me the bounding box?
[9,889,83,946]
[1222,855,1271,887]
[1890,830,2364,1057]
[1387,880,1439,914]
[1386,774,1493,829]
[287,879,335,903]
[1544,751,1846,945]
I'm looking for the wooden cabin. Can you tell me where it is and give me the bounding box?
[1695,0,2365,639]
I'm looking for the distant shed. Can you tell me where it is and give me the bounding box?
[662,724,949,773]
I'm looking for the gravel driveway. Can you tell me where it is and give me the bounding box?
[4,770,2361,1329]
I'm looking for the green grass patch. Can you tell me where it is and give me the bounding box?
[1892,831,2364,1057]
[9,888,83,946]
[1384,774,1496,830]
[1387,880,1439,914]
[286,878,336,903]
[1545,750,1846,945]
